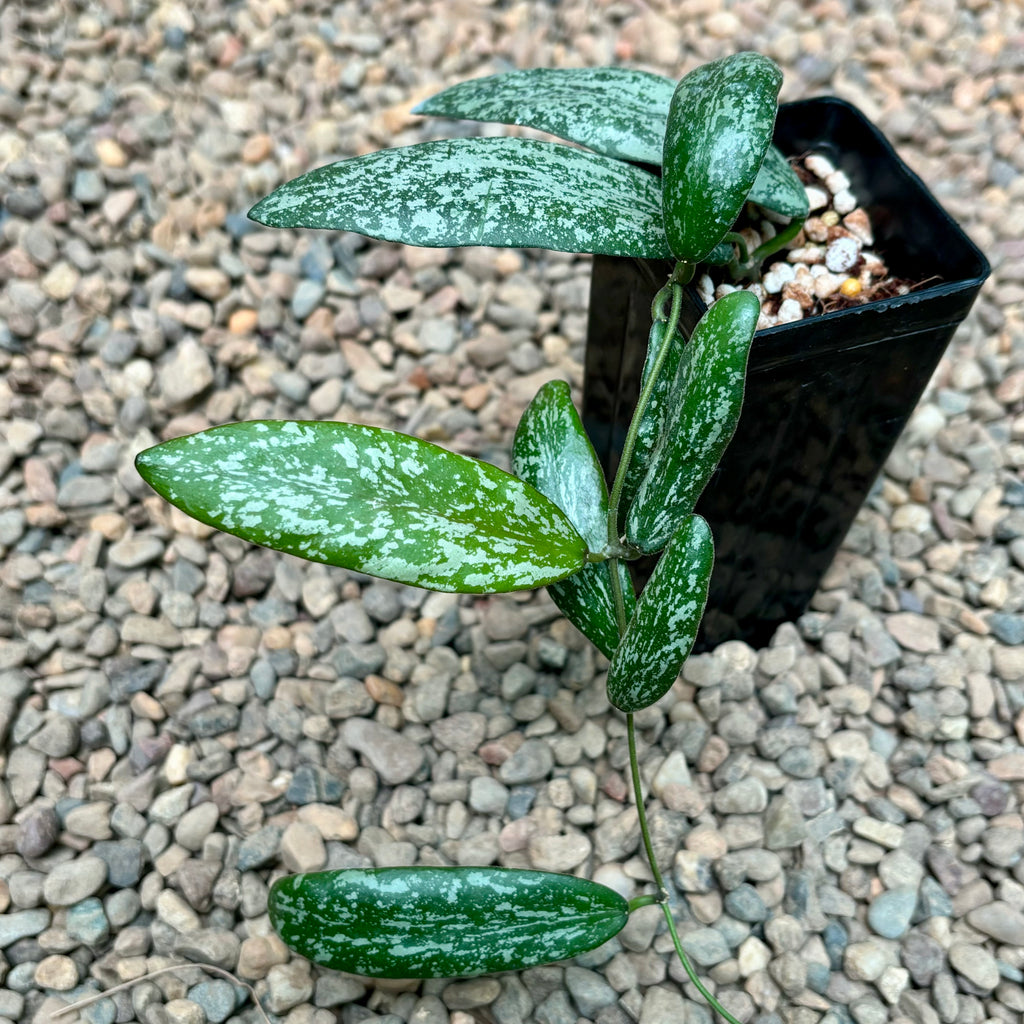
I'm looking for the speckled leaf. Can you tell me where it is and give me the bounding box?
[249,138,671,258]
[269,867,629,979]
[512,380,608,551]
[626,290,759,553]
[749,145,809,219]
[414,67,676,165]
[135,420,587,594]
[662,52,782,262]
[607,516,713,712]
[511,380,634,656]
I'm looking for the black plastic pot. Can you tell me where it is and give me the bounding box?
[583,96,991,651]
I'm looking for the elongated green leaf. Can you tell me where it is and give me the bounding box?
[269,867,629,978]
[249,138,671,258]
[549,561,634,660]
[512,380,608,551]
[626,290,759,553]
[136,420,587,593]
[749,145,809,219]
[512,380,634,657]
[414,67,676,166]
[607,516,713,712]
[662,52,782,262]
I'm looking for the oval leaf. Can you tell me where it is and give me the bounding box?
[414,67,675,165]
[136,420,586,593]
[607,515,713,712]
[749,145,809,219]
[512,380,635,656]
[662,52,782,262]
[269,867,629,978]
[249,138,671,258]
[626,291,759,553]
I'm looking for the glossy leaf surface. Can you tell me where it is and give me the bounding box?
[512,380,633,657]
[249,138,671,258]
[269,867,629,978]
[662,52,782,262]
[607,516,713,712]
[136,420,587,593]
[414,67,676,165]
[749,145,809,219]
[626,291,759,553]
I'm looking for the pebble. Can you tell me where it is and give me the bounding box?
[43,856,107,906]
[341,718,424,785]
[948,943,1000,992]
[868,887,918,939]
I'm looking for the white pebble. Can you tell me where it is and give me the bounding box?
[813,272,842,299]
[697,274,715,306]
[714,283,737,300]
[777,298,804,323]
[756,310,777,331]
[833,188,857,214]
[826,236,861,273]
[762,262,795,294]
[825,169,851,194]
[804,154,836,179]
[789,245,825,264]
[745,282,767,302]
[804,185,830,212]
[843,209,874,244]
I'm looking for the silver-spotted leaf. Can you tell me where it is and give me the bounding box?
[269,867,629,978]
[414,67,676,165]
[607,515,713,712]
[749,145,809,219]
[511,380,634,656]
[135,420,587,593]
[626,290,759,553]
[662,52,782,262]
[249,138,671,258]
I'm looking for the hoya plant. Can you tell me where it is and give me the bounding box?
[137,53,807,1022]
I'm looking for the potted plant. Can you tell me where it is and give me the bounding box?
[132,53,987,1022]
[582,96,991,651]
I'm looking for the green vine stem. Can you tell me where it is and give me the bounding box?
[730,217,805,280]
[604,260,745,1024]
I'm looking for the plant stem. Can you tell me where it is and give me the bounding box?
[730,217,805,280]
[626,715,744,1024]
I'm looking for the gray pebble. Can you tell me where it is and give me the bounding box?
[43,856,108,905]
[498,739,554,785]
[868,886,918,938]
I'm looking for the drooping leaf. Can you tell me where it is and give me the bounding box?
[249,138,671,258]
[607,515,713,712]
[749,145,809,219]
[269,867,629,978]
[414,67,676,166]
[511,380,635,657]
[662,52,782,262]
[626,290,759,553]
[135,420,587,594]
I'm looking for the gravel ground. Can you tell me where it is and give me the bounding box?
[1,2,1023,1024]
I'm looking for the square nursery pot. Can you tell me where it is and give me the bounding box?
[583,96,991,652]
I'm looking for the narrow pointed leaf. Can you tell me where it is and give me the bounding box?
[249,138,671,258]
[414,67,676,165]
[749,145,809,219]
[512,380,634,656]
[608,516,713,712]
[662,52,782,262]
[512,380,608,551]
[626,290,759,553]
[269,867,629,978]
[136,420,586,593]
